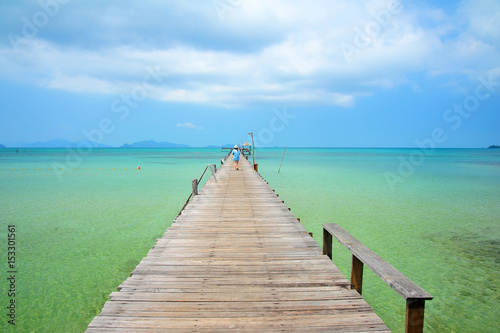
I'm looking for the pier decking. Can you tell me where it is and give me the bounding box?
[87,157,390,332]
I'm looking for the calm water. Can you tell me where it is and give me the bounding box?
[0,148,499,332]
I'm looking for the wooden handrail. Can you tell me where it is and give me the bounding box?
[177,163,218,217]
[323,223,433,333]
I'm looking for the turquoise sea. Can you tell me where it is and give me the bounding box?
[0,148,499,332]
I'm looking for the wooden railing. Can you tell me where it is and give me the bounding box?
[177,163,217,216]
[323,223,433,333]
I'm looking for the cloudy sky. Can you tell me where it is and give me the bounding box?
[0,0,499,147]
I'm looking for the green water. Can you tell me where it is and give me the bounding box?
[0,148,499,332]
[258,148,500,332]
[0,148,223,332]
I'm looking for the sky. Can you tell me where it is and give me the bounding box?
[0,0,499,148]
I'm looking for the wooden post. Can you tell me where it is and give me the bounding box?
[209,164,217,181]
[192,179,198,196]
[351,255,364,295]
[254,163,258,172]
[405,298,426,333]
[322,228,332,260]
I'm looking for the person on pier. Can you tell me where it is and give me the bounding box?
[232,145,240,171]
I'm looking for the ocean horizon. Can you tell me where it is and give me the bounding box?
[1,143,498,148]
[1,147,499,332]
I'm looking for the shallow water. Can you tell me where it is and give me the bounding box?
[257,148,500,332]
[0,148,222,332]
[0,148,498,332]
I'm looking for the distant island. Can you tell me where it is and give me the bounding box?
[9,139,111,148]
[120,140,189,148]
[4,139,192,148]
[488,145,500,149]
[0,139,242,148]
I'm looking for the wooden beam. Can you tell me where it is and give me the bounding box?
[322,223,433,300]
[351,255,364,295]
[323,223,433,333]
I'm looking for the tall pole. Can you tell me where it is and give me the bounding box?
[248,132,255,166]
[278,145,287,173]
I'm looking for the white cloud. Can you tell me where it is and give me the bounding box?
[0,0,498,108]
[45,73,120,94]
[458,0,500,43]
[176,122,203,130]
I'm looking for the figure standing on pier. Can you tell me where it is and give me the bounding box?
[232,145,240,171]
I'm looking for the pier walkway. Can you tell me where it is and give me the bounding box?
[87,157,390,332]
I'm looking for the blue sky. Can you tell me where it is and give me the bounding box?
[0,0,499,147]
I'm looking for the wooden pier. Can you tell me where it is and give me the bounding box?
[87,156,424,332]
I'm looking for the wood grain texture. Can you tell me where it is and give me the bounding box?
[87,157,390,332]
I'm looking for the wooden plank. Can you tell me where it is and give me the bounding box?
[88,317,390,332]
[97,298,376,313]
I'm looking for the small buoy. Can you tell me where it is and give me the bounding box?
[112,168,114,170]
[99,168,101,170]
[137,166,141,170]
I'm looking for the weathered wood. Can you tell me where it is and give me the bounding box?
[209,164,217,181]
[322,223,433,300]
[406,298,426,333]
[87,158,390,332]
[351,255,364,295]
[323,227,333,259]
[191,178,198,196]
[323,223,433,333]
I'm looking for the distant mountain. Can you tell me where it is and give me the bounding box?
[0,144,6,148]
[18,139,111,148]
[120,140,190,148]
[488,145,500,149]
